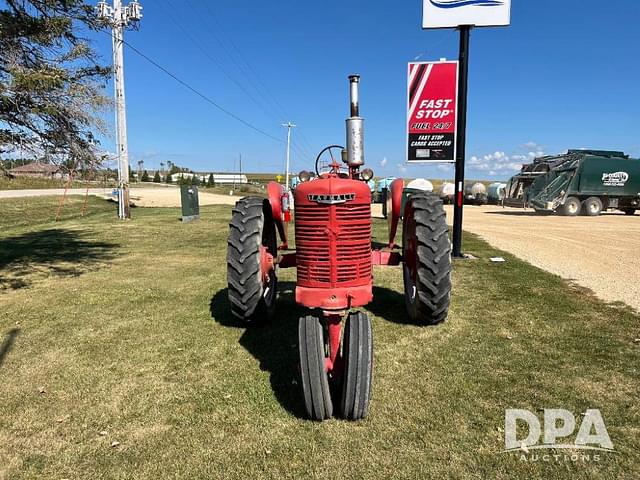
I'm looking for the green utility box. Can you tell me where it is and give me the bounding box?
[180,185,200,222]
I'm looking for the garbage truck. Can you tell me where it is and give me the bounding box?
[505,150,640,216]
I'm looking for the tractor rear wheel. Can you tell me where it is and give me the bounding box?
[560,196,581,216]
[339,311,373,420]
[227,197,278,323]
[402,193,451,325]
[583,197,603,216]
[299,315,333,421]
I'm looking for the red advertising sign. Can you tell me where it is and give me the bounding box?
[407,61,458,163]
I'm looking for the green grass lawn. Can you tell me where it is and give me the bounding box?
[0,176,113,190]
[0,197,638,479]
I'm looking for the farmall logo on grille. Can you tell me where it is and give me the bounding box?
[308,193,356,205]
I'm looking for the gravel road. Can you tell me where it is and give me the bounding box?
[443,205,640,311]
[0,187,239,207]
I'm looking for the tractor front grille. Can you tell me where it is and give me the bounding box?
[295,203,372,286]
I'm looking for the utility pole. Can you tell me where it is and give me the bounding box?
[97,0,143,219]
[282,122,296,190]
[233,157,236,191]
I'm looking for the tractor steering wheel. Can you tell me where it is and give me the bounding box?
[315,145,347,177]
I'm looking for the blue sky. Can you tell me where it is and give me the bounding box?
[90,0,640,180]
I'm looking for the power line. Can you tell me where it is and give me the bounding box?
[156,0,295,143]
[98,17,316,171]
[112,35,286,145]
[182,0,319,161]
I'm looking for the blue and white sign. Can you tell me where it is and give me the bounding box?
[423,0,511,29]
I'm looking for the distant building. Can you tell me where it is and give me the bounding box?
[171,173,248,184]
[170,172,202,182]
[209,174,248,185]
[9,162,63,178]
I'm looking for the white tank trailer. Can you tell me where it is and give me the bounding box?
[464,182,488,205]
[487,182,507,204]
[406,178,434,192]
[439,182,455,204]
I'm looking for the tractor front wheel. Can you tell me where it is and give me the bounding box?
[402,193,451,325]
[227,197,278,323]
[339,311,373,420]
[299,315,333,421]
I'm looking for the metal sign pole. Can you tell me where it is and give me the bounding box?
[452,25,471,258]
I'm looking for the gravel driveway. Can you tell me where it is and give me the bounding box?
[443,205,640,311]
[0,187,240,207]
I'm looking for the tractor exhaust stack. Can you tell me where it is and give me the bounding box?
[346,75,365,167]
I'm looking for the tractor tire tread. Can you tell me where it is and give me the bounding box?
[299,316,333,420]
[227,196,275,322]
[340,312,373,420]
[404,193,452,325]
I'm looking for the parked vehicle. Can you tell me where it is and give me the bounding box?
[373,176,396,217]
[464,182,487,205]
[439,182,455,204]
[487,182,507,204]
[506,150,640,216]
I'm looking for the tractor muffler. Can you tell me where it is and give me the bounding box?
[346,75,365,167]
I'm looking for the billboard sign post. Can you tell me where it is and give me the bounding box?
[407,60,459,164]
[421,0,511,258]
[422,0,511,29]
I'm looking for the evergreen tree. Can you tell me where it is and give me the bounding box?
[165,172,172,183]
[153,171,161,183]
[0,1,110,164]
[141,170,149,182]
[191,175,200,186]
[207,173,214,187]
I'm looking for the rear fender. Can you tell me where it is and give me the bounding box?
[387,178,404,248]
[266,181,289,249]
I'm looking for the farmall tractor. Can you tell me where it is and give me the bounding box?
[227,75,451,421]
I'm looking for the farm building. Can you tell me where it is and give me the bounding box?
[208,174,248,184]
[9,162,63,178]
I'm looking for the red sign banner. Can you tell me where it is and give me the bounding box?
[407,61,458,163]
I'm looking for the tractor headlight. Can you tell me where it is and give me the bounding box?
[298,170,312,182]
[361,168,374,182]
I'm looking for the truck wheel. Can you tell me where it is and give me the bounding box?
[622,209,636,216]
[560,196,581,216]
[299,315,333,421]
[402,193,451,325]
[339,312,373,421]
[227,197,278,323]
[583,197,603,216]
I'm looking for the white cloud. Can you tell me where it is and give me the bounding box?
[397,163,407,174]
[523,141,539,150]
[467,146,546,177]
[380,157,388,167]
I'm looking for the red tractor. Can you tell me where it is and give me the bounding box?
[227,75,451,421]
